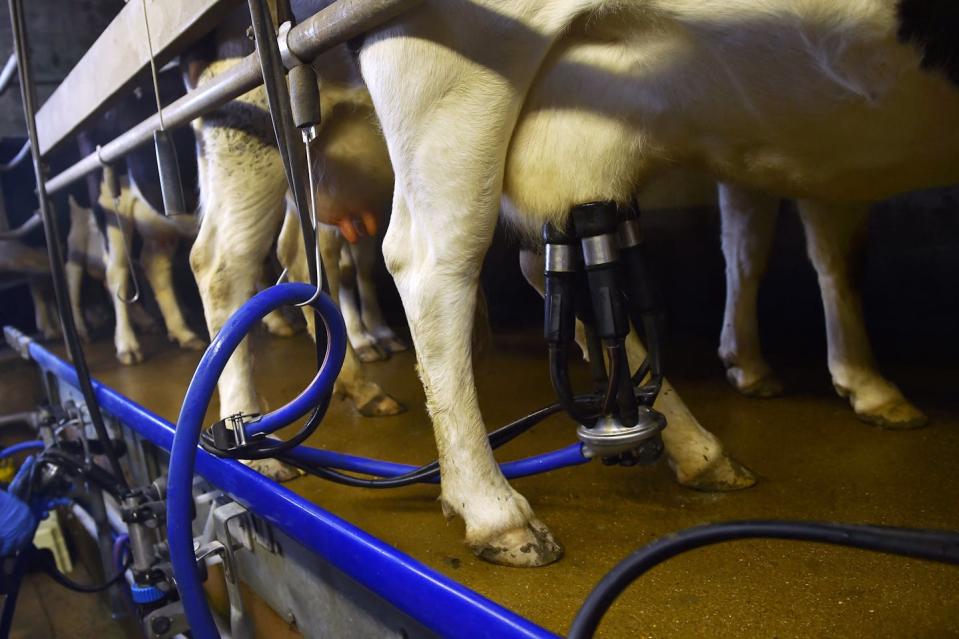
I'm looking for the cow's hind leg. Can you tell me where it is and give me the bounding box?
[519,250,755,491]
[349,236,408,354]
[277,210,404,416]
[191,119,300,481]
[103,218,143,365]
[798,200,926,429]
[718,183,784,397]
[332,231,387,363]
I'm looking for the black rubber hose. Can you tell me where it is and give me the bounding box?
[8,0,128,491]
[568,520,959,639]
[275,398,594,489]
[34,546,132,594]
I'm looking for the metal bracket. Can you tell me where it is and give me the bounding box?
[143,600,189,639]
[277,21,305,70]
[196,500,253,639]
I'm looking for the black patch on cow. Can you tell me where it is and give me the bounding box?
[897,0,959,86]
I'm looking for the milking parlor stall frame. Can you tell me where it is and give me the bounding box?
[23,0,557,636]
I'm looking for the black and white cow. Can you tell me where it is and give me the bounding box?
[340,0,959,566]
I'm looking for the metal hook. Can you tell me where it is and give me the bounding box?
[295,127,323,308]
[109,195,141,305]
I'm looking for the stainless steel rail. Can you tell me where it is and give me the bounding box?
[45,0,420,195]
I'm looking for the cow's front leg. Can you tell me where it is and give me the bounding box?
[718,183,783,397]
[798,200,926,429]
[519,250,755,492]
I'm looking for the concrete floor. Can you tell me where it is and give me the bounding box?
[42,329,959,638]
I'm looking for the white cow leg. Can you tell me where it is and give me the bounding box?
[717,183,784,397]
[387,201,561,567]
[64,261,89,341]
[191,136,300,481]
[333,233,386,363]
[519,250,755,491]
[29,281,60,340]
[140,236,205,351]
[350,236,408,354]
[104,223,143,365]
[798,201,927,429]
[277,211,404,417]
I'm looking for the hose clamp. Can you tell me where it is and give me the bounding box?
[277,21,305,70]
[617,219,642,249]
[545,243,576,273]
[581,233,618,267]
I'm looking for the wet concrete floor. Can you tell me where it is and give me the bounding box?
[68,330,958,638]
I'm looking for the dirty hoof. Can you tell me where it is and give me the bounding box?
[355,343,389,363]
[857,399,928,430]
[356,393,405,417]
[680,455,756,492]
[736,373,784,398]
[242,458,303,482]
[471,519,563,567]
[376,335,409,354]
[117,349,144,366]
[177,335,207,351]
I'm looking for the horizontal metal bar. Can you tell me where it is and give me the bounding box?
[25,336,557,639]
[35,0,242,156]
[45,0,421,196]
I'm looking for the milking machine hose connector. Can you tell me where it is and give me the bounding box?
[168,282,346,639]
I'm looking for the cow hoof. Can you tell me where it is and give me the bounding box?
[242,458,304,482]
[356,393,405,417]
[727,368,784,398]
[263,316,297,337]
[376,335,409,354]
[176,335,207,351]
[737,374,784,398]
[117,349,144,366]
[355,343,389,363]
[472,519,563,567]
[857,399,928,430]
[679,454,756,492]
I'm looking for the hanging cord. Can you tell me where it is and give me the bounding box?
[295,127,324,308]
[98,157,141,304]
[7,0,128,491]
[140,0,165,132]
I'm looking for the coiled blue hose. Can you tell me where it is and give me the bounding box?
[168,283,346,639]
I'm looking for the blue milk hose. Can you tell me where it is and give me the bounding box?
[167,283,590,638]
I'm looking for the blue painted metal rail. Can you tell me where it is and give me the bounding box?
[26,339,561,639]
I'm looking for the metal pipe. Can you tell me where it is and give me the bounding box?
[8,0,129,489]
[45,0,422,195]
[0,52,16,96]
[0,212,41,240]
[0,409,38,427]
[0,139,30,171]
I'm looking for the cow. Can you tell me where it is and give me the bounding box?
[717,182,928,429]
[64,182,204,365]
[186,10,405,480]
[340,0,959,566]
